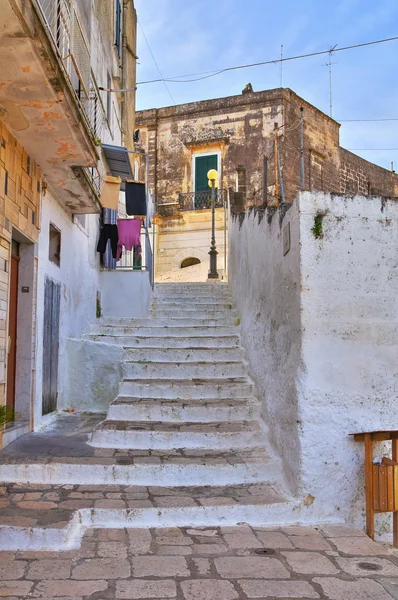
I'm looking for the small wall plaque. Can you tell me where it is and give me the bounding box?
[22,286,29,293]
[283,222,291,256]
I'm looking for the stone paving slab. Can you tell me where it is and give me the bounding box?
[1,524,397,599]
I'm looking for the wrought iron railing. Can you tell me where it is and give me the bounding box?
[34,0,109,143]
[116,228,154,287]
[179,189,227,211]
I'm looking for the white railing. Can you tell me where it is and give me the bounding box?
[34,0,108,143]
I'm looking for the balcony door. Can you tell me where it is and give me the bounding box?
[194,154,218,192]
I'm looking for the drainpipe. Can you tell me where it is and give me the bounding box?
[121,0,131,146]
[154,109,159,200]
[300,107,305,190]
[274,123,280,203]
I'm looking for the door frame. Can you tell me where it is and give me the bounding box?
[2,227,36,448]
[192,150,222,195]
[6,249,19,411]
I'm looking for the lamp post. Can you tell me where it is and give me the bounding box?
[207,168,219,279]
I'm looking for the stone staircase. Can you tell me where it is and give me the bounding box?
[0,283,301,551]
[88,283,285,485]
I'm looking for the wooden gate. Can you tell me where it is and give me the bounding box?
[42,277,61,416]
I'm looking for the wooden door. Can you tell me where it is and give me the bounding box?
[6,246,19,411]
[42,277,61,416]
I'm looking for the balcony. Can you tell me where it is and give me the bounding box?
[179,190,227,211]
[0,0,108,213]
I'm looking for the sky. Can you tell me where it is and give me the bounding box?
[134,0,398,170]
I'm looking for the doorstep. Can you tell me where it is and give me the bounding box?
[2,420,30,449]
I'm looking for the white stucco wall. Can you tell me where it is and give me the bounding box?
[35,191,101,428]
[229,192,398,532]
[298,191,398,533]
[64,339,123,413]
[100,270,152,318]
[228,204,302,494]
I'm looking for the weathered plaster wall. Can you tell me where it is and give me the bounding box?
[230,191,398,530]
[155,209,227,279]
[136,90,283,207]
[228,203,302,493]
[35,191,101,427]
[100,270,152,318]
[298,191,398,532]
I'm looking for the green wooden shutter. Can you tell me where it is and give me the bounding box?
[195,155,218,192]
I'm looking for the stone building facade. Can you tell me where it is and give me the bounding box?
[136,88,398,277]
[0,0,137,446]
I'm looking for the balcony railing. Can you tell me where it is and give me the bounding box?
[34,0,109,143]
[179,189,227,211]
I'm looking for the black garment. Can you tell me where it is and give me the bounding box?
[126,181,146,216]
[97,224,119,259]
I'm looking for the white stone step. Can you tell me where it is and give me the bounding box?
[88,334,241,348]
[150,308,237,319]
[89,420,264,450]
[123,347,245,362]
[119,378,253,399]
[154,286,230,296]
[0,482,296,551]
[152,298,234,307]
[122,360,249,380]
[92,317,239,330]
[90,325,240,337]
[155,283,229,290]
[153,294,232,303]
[107,397,259,423]
[0,453,278,486]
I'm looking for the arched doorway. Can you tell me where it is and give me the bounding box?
[180,257,201,269]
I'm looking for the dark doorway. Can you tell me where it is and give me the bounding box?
[181,257,201,269]
[42,277,61,416]
[6,241,19,411]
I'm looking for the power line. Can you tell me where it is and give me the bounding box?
[138,20,176,104]
[136,35,398,85]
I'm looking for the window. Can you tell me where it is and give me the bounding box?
[194,154,218,193]
[26,155,31,176]
[115,0,122,58]
[181,257,201,269]
[4,171,8,196]
[49,224,61,267]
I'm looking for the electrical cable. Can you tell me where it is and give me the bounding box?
[138,20,177,104]
[136,35,398,85]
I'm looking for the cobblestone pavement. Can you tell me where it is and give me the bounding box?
[2,524,398,599]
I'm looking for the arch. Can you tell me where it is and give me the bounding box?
[171,247,209,271]
[181,257,201,269]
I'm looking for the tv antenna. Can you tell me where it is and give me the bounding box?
[323,44,338,117]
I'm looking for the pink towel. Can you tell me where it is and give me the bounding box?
[116,219,142,262]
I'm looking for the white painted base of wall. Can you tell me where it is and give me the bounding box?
[63,339,123,413]
[100,270,152,318]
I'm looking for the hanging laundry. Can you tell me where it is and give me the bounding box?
[125,180,146,216]
[101,176,121,210]
[116,218,142,262]
[101,208,118,269]
[97,224,118,259]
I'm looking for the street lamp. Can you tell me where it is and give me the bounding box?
[207,168,219,279]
